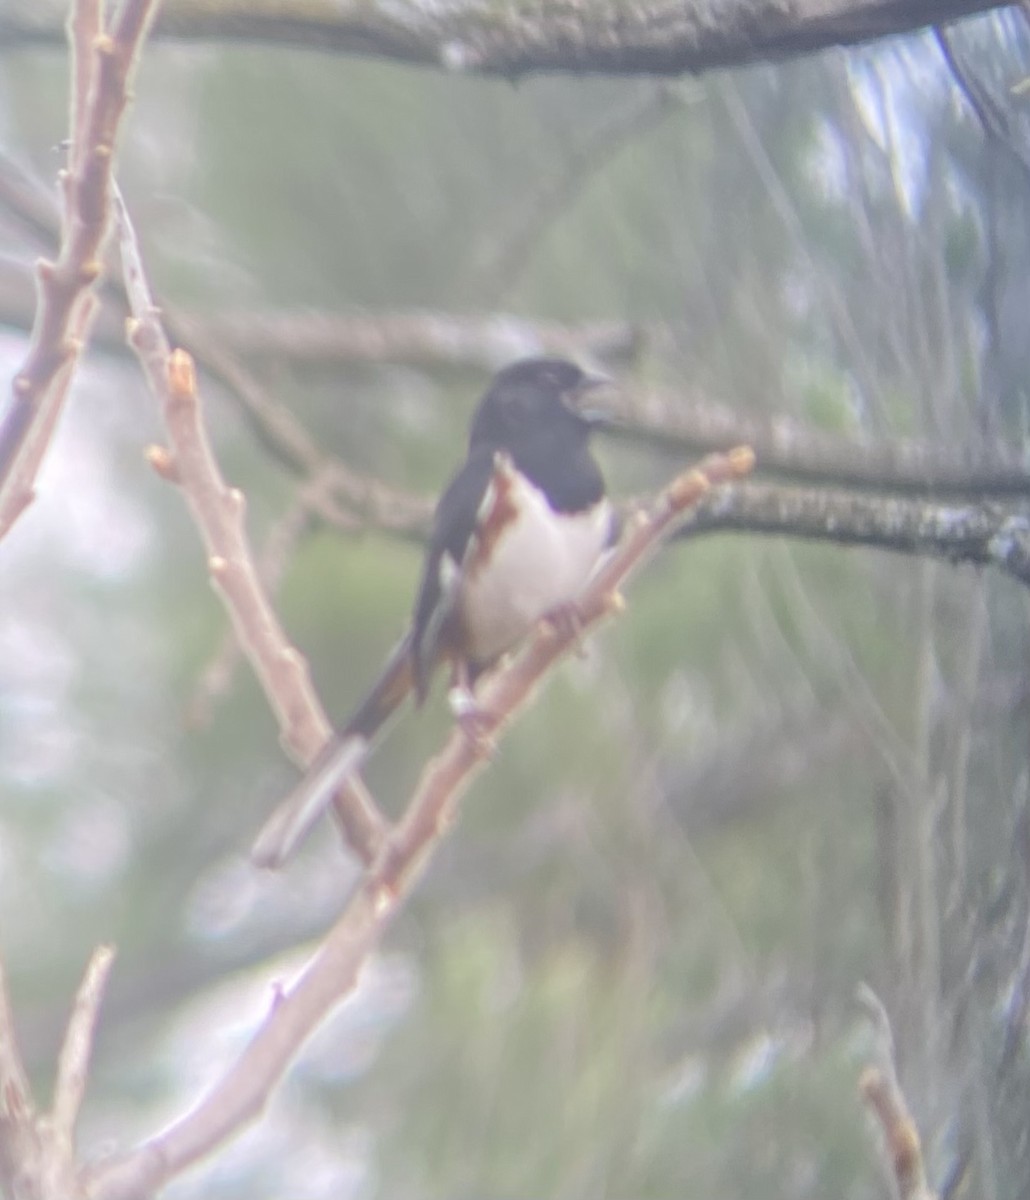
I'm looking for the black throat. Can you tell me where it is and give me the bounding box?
[505,429,605,515]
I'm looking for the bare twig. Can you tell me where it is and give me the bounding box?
[0,953,36,1192]
[52,946,116,1155]
[0,0,159,540]
[114,185,389,866]
[41,948,117,1200]
[858,984,939,1200]
[85,444,754,1200]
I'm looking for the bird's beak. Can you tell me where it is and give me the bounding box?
[565,370,617,427]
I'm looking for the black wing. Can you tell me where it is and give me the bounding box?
[410,445,496,701]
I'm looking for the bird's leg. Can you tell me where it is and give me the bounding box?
[447,659,496,753]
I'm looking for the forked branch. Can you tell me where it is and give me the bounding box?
[0,947,116,1200]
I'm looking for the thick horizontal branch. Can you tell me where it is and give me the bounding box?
[0,0,1010,78]
[678,480,1030,587]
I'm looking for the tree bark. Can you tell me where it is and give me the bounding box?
[0,0,1012,77]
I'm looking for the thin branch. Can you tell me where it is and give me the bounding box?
[610,391,1030,498]
[0,254,640,376]
[858,984,939,1200]
[0,953,36,1191]
[38,947,116,1200]
[0,0,1010,78]
[52,946,115,1153]
[85,445,754,1200]
[169,307,642,372]
[1,945,117,1200]
[114,185,389,867]
[0,0,160,539]
[675,479,1030,587]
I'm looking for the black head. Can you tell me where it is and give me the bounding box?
[468,358,611,451]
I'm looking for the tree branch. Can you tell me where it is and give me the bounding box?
[0,0,1010,78]
[0,154,1026,505]
[859,984,939,1200]
[677,479,1030,587]
[0,952,37,1195]
[0,0,159,539]
[169,307,642,372]
[84,444,754,1200]
[47,947,116,1200]
[114,186,390,867]
[0,256,641,374]
[612,392,1030,498]
[0,947,117,1200]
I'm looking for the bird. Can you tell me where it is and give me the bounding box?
[251,357,617,869]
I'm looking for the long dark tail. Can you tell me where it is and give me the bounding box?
[250,634,414,868]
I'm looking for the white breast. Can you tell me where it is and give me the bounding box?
[455,468,613,664]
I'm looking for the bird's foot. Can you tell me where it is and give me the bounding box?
[447,685,496,756]
[541,601,587,657]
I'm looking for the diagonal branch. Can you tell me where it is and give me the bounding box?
[859,984,940,1200]
[114,185,389,866]
[0,0,160,540]
[44,947,116,1200]
[52,946,116,1155]
[84,445,754,1200]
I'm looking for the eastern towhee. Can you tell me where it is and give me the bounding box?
[252,358,616,868]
